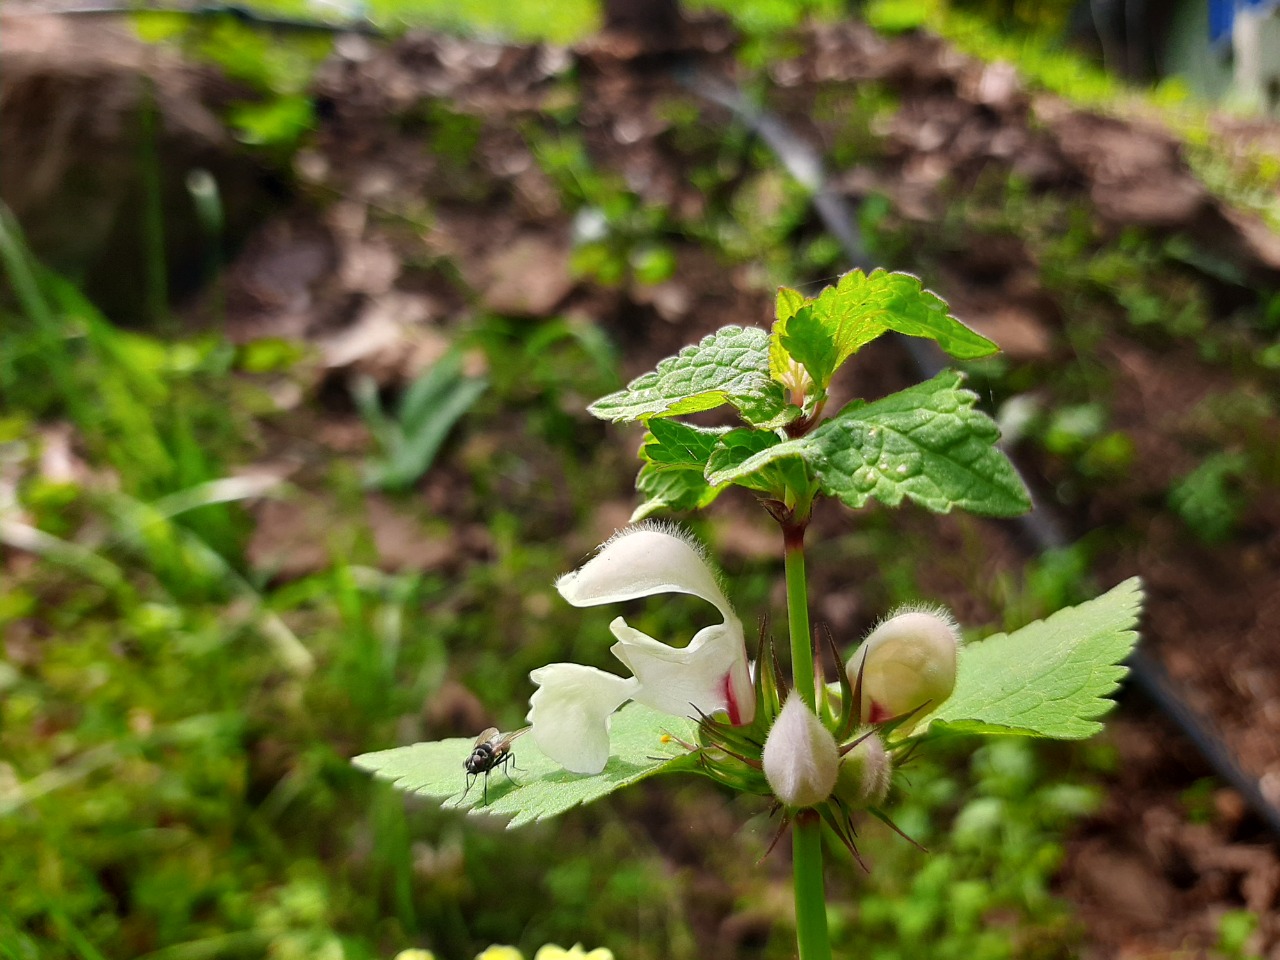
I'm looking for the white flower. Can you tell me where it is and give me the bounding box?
[528,524,755,775]
[762,694,839,808]
[848,606,959,725]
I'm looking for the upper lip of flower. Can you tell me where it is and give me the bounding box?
[527,523,756,775]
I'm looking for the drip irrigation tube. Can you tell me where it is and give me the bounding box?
[11,2,384,35]
[686,70,1280,839]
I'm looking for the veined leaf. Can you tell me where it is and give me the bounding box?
[588,326,788,425]
[927,578,1144,738]
[774,270,998,390]
[633,461,722,519]
[632,420,729,518]
[770,286,807,380]
[706,372,1030,517]
[704,429,792,496]
[640,418,727,468]
[354,703,697,828]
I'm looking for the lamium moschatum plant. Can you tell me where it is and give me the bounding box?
[355,269,1143,960]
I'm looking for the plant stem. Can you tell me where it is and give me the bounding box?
[783,523,832,960]
[793,814,833,960]
[784,524,815,709]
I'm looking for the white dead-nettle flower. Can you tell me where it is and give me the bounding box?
[528,524,755,775]
[761,694,839,808]
[848,606,959,725]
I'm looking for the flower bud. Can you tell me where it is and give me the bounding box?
[850,607,959,724]
[762,694,839,808]
[833,731,891,807]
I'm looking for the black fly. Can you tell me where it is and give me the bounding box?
[461,727,527,805]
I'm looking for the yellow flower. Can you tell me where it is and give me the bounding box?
[533,946,614,960]
[476,948,524,960]
[394,951,436,960]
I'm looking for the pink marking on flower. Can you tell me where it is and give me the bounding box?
[868,700,891,725]
[721,673,743,726]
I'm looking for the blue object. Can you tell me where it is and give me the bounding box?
[1210,0,1280,45]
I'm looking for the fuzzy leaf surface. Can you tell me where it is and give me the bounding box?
[776,270,998,389]
[705,371,1030,516]
[353,703,696,828]
[927,578,1144,738]
[588,326,786,425]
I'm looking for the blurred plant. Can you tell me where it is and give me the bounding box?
[132,12,330,152]
[0,207,242,554]
[837,737,1096,959]
[353,352,488,492]
[1168,452,1249,544]
[529,135,677,288]
[1217,909,1265,960]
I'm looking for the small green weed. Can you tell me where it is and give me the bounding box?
[836,737,1096,960]
[1168,452,1249,544]
[354,353,488,492]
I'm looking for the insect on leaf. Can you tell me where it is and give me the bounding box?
[353,703,697,828]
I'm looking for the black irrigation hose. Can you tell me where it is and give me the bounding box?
[10,2,384,35]
[686,70,1280,839]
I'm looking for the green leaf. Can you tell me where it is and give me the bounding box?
[776,286,806,324]
[704,429,793,496]
[775,270,998,390]
[588,326,788,425]
[927,578,1144,738]
[640,418,726,468]
[706,371,1030,517]
[353,703,696,828]
[770,286,807,381]
[632,420,728,519]
[633,461,722,519]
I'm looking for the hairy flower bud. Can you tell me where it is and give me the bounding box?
[762,694,839,808]
[850,606,959,725]
[833,731,891,807]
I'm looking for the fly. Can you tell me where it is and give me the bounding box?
[461,726,527,805]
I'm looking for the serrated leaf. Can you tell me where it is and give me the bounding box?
[927,578,1144,738]
[354,703,697,828]
[633,420,728,518]
[770,287,807,380]
[775,270,998,390]
[588,326,787,425]
[634,461,722,519]
[704,429,791,496]
[776,286,806,324]
[640,419,727,468]
[705,372,1030,517]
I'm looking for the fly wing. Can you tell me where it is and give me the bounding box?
[494,726,530,751]
[473,727,499,747]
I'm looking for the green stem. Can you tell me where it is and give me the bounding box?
[783,522,832,960]
[784,524,814,709]
[793,814,833,960]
